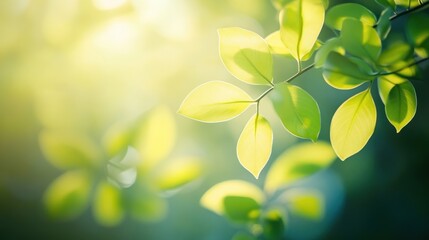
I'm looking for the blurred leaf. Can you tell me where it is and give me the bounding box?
[223,196,261,223]
[218,27,273,85]
[325,3,376,31]
[279,0,325,61]
[126,187,168,222]
[314,38,345,68]
[232,232,257,240]
[153,156,202,191]
[44,170,91,219]
[272,0,329,10]
[340,18,381,63]
[237,114,273,179]
[330,88,376,160]
[322,52,374,90]
[262,209,286,240]
[375,0,396,9]
[280,189,324,220]
[201,180,265,216]
[407,13,429,58]
[135,106,176,169]
[39,131,101,170]
[178,81,253,123]
[107,147,139,188]
[376,8,393,40]
[102,121,134,157]
[264,141,336,193]
[378,40,413,67]
[395,0,420,7]
[93,181,124,226]
[270,83,321,141]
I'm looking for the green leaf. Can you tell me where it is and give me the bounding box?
[135,106,176,170]
[407,13,429,58]
[44,170,91,219]
[107,147,139,188]
[314,37,345,68]
[273,0,329,10]
[340,18,382,63]
[280,189,324,220]
[223,196,261,223]
[200,180,265,216]
[325,3,377,31]
[93,181,124,226]
[264,141,336,193]
[395,0,420,7]
[218,27,273,85]
[266,31,322,60]
[376,8,394,40]
[378,76,417,133]
[262,209,286,240]
[237,114,273,179]
[330,88,377,160]
[279,0,325,61]
[126,186,168,222]
[102,121,134,157]
[375,0,396,9]
[270,84,321,141]
[232,232,258,240]
[178,81,253,123]
[39,131,101,170]
[153,156,202,191]
[322,52,374,90]
[378,40,413,67]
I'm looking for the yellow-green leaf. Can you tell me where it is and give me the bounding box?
[219,27,273,85]
[265,31,321,60]
[280,189,324,220]
[314,38,345,68]
[270,84,321,141]
[375,0,396,9]
[237,114,273,179]
[325,3,376,31]
[376,8,394,40]
[200,180,265,216]
[44,170,91,219]
[223,196,261,223]
[178,81,253,123]
[93,181,124,226]
[330,88,377,160]
[279,0,325,61]
[407,13,429,58]
[378,40,413,67]
[127,186,168,222]
[273,0,329,10]
[264,141,336,193]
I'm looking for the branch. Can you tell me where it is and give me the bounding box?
[390,1,429,22]
[378,57,429,76]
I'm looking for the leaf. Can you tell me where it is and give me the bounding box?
[340,18,382,63]
[407,13,429,58]
[280,189,324,220]
[178,81,253,123]
[153,156,202,191]
[314,37,345,68]
[218,27,273,85]
[262,209,286,240]
[376,8,393,40]
[330,88,377,160]
[378,76,417,133]
[237,114,273,179]
[270,84,321,141]
[102,120,134,157]
[378,40,413,67]
[322,52,374,90]
[223,196,261,223]
[200,180,265,216]
[107,147,139,188]
[325,3,377,31]
[279,0,325,61]
[265,31,322,60]
[126,186,168,222]
[232,232,258,240]
[39,131,101,170]
[44,170,91,219]
[273,0,329,10]
[264,141,336,193]
[135,106,176,169]
[93,181,124,226]
[375,0,396,9]
[395,0,420,7]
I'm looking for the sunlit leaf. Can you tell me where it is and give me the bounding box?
[39,131,101,170]
[262,209,286,240]
[264,141,336,193]
[314,38,345,68]
[325,3,376,31]
[330,88,377,160]
[407,13,429,58]
[153,156,202,191]
[340,18,382,63]
[223,196,261,223]
[178,81,253,123]
[272,0,329,10]
[375,0,396,9]
[201,180,265,216]
[322,52,374,90]
[107,147,139,188]
[44,170,91,219]
[378,76,417,133]
[378,40,413,67]
[376,8,393,40]
[279,0,325,61]
[102,121,134,157]
[237,114,273,179]
[270,84,321,141]
[265,31,321,60]
[93,181,124,226]
[218,27,273,85]
[135,106,176,169]
[280,189,324,220]
[395,0,420,7]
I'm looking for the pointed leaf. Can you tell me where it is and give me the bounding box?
[237,114,273,179]
[264,141,336,193]
[325,3,376,31]
[219,27,273,85]
[270,84,321,141]
[178,81,253,123]
[376,8,393,40]
[280,189,324,220]
[322,52,374,90]
[279,0,325,61]
[314,37,345,68]
[330,88,377,160]
[93,181,124,226]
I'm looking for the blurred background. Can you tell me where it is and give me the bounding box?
[0,0,428,239]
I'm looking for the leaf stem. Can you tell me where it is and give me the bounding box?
[390,1,429,22]
[282,63,315,84]
[255,87,274,102]
[377,57,429,76]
